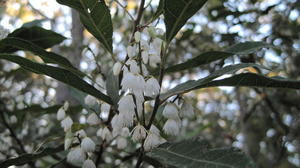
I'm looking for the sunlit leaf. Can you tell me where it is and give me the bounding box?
[57,0,113,53]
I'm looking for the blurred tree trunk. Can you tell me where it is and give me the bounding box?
[56,9,84,105]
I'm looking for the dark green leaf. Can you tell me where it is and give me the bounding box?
[225,41,272,54]
[0,144,64,167]
[0,26,66,53]
[57,0,113,53]
[165,42,272,73]
[151,0,165,22]
[106,70,120,106]
[71,123,88,133]
[148,139,254,168]
[0,37,85,77]
[160,63,267,100]
[164,0,208,42]
[22,19,47,28]
[200,73,300,90]
[0,54,112,104]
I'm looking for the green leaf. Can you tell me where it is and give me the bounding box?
[225,41,272,55]
[164,0,208,42]
[0,26,66,53]
[0,37,84,77]
[0,144,64,167]
[106,70,120,106]
[57,0,113,53]
[71,123,88,133]
[201,73,300,90]
[22,19,47,28]
[148,139,254,168]
[0,54,113,105]
[160,63,267,100]
[150,0,165,23]
[165,42,272,73]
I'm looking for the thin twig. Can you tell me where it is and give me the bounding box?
[114,0,135,21]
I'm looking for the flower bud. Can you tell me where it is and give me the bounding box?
[57,108,66,121]
[113,62,122,76]
[61,116,73,132]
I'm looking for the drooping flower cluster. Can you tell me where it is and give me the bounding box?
[56,26,196,167]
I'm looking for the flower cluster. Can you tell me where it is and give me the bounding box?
[56,27,195,167]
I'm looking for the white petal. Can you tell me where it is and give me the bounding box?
[87,113,101,125]
[81,137,96,152]
[162,103,179,119]
[67,147,86,165]
[134,31,141,42]
[57,108,66,121]
[113,62,122,76]
[180,101,194,118]
[163,119,180,136]
[131,124,147,142]
[83,159,96,168]
[61,116,73,132]
[117,137,127,149]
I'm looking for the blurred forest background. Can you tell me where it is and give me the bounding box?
[0,0,300,167]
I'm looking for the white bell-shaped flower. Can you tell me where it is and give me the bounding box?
[113,62,122,76]
[76,129,87,138]
[57,108,66,121]
[141,39,150,51]
[119,111,134,127]
[61,116,73,132]
[87,113,101,125]
[118,95,135,113]
[127,45,136,58]
[84,95,97,106]
[145,77,160,97]
[131,124,147,142]
[121,72,145,92]
[162,103,179,119]
[126,59,140,74]
[180,101,194,118]
[117,136,127,149]
[150,125,160,135]
[81,137,96,152]
[98,127,113,141]
[142,64,149,76]
[163,119,180,136]
[67,147,86,165]
[152,38,162,51]
[142,51,149,64]
[111,114,123,131]
[83,159,96,168]
[134,31,141,42]
[144,133,161,151]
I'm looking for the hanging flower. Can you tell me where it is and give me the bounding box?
[83,159,96,168]
[113,62,122,76]
[162,103,179,119]
[87,113,101,125]
[180,100,194,118]
[81,137,96,152]
[144,133,161,151]
[163,119,180,136]
[131,124,147,142]
[144,77,160,97]
[61,116,73,132]
[67,147,86,165]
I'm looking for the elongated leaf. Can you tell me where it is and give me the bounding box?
[225,41,272,55]
[150,0,165,22]
[0,144,64,167]
[0,37,85,77]
[165,42,272,73]
[106,70,120,106]
[0,26,66,53]
[200,73,300,90]
[160,63,267,100]
[148,139,254,168]
[164,0,208,42]
[57,0,113,53]
[0,54,112,104]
